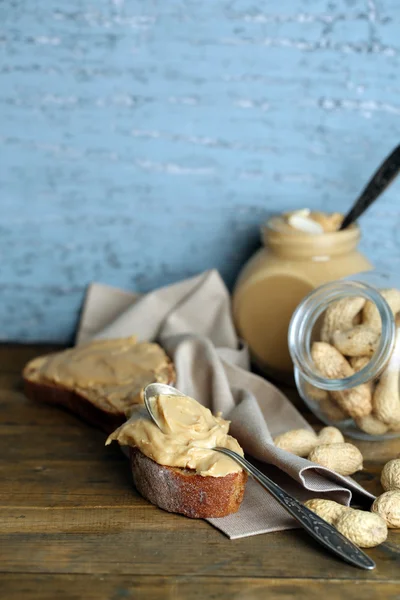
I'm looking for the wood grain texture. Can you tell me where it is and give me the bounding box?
[1,1,400,341]
[2,575,400,600]
[0,344,400,600]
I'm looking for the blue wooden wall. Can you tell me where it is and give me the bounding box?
[1,0,400,342]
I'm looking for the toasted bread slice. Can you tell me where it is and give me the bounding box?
[23,337,175,433]
[129,447,247,518]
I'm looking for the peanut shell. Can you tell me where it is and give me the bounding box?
[350,356,371,372]
[355,414,389,436]
[318,394,347,422]
[335,510,387,548]
[320,297,366,343]
[303,382,329,403]
[304,498,348,524]
[381,458,400,491]
[371,491,400,528]
[332,326,380,358]
[317,426,345,445]
[363,288,400,332]
[373,372,400,427]
[308,442,363,476]
[274,429,318,457]
[312,342,372,418]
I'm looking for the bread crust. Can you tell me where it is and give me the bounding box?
[130,447,248,518]
[24,378,126,433]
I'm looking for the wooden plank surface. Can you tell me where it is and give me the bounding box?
[2,2,400,343]
[0,345,399,599]
[3,575,400,600]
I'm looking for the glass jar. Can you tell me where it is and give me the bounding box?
[232,217,372,383]
[288,270,400,440]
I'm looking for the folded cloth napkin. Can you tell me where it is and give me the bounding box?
[77,269,374,539]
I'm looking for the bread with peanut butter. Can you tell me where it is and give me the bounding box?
[106,393,248,518]
[23,336,175,433]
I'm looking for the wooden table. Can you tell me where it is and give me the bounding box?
[1,345,400,600]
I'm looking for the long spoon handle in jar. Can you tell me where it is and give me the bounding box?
[340,144,400,230]
[214,447,375,571]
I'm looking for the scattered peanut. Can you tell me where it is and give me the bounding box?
[320,297,366,343]
[312,342,372,418]
[274,426,347,457]
[335,510,388,548]
[371,491,400,528]
[332,325,380,358]
[317,426,344,445]
[355,414,389,436]
[305,498,388,548]
[308,443,363,476]
[304,498,348,524]
[273,429,318,457]
[381,458,400,491]
[363,288,400,332]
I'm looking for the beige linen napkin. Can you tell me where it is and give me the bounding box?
[77,269,374,539]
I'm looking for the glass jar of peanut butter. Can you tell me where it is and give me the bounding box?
[232,210,372,383]
[288,271,400,440]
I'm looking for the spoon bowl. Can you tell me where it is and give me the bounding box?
[143,382,185,429]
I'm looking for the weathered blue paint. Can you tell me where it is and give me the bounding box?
[1,0,400,342]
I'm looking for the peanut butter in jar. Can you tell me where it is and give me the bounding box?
[232,209,372,384]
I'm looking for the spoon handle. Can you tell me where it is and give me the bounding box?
[214,447,375,571]
[340,144,400,230]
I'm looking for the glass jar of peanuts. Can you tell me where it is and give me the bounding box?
[289,270,400,440]
[233,209,372,383]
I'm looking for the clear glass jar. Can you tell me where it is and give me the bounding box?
[288,271,400,440]
[232,217,372,383]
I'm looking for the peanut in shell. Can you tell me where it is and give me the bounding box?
[308,442,363,476]
[317,426,344,445]
[335,510,387,548]
[320,297,366,343]
[304,498,348,525]
[311,342,372,418]
[381,458,400,491]
[274,429,318,457]
[371,490,400,528]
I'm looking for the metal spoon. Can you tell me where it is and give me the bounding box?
[340,144,400,230]
[143,383,375,571]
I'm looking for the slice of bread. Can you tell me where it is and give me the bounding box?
[23,337,175,433]
[129,447,247,518]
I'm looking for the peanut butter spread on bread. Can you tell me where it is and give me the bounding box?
[106,393,244,477]
[23,337,174,415]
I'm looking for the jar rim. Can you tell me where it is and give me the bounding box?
[288,280,396,390]
[262,217,361,258]
[264,215,360,237]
